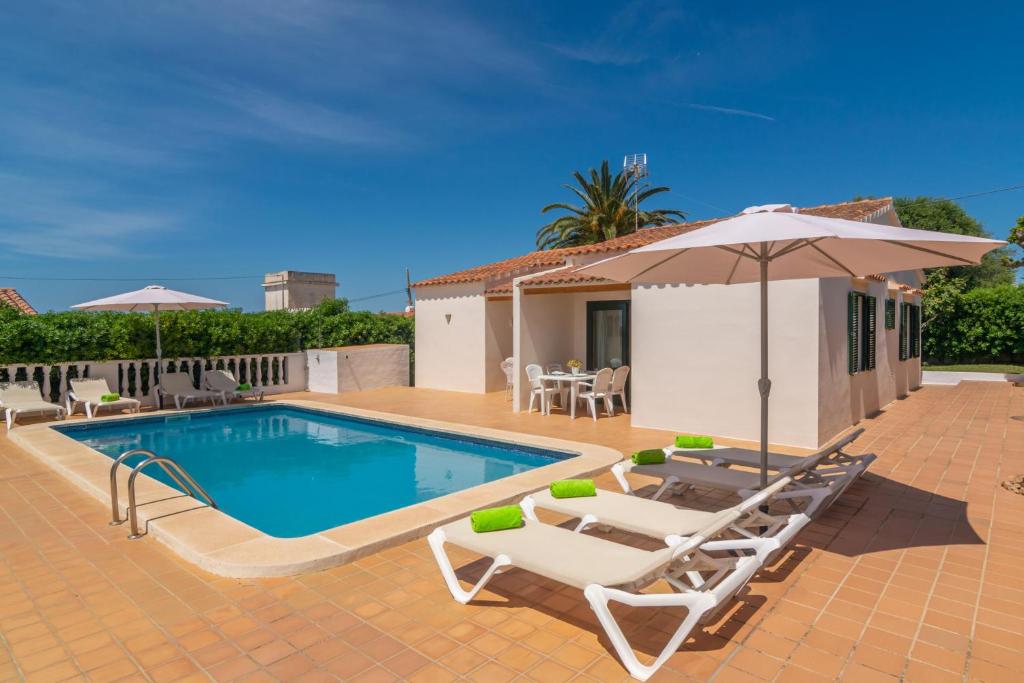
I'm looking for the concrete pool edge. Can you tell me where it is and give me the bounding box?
[9,399,624,578]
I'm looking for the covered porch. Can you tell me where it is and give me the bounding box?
[483,266,633,417]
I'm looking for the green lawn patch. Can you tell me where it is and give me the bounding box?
[923,363,1024,374]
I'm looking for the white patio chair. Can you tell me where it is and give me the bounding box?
[500,358,514,400]
[67,377,141,418]
[0,381,66,429]
[543,363,568,407]
[525,363,557,415]
[609,365,630,413]
[577,367,613,421]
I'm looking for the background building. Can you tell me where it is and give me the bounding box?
[263,271,338,311]
[0,288,37,314]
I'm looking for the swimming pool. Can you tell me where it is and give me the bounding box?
[57,405,573,537]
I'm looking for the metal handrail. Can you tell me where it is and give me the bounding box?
[109,448,191,525]
[105,450,218,540]
[126,455,217,540]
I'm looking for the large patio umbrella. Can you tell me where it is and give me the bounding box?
[73,285,228,405]
[577,205,1005,488]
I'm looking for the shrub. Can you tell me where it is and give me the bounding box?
[924,284,1024,363]
[0,301,413,365]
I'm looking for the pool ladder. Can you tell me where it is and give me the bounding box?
[108,448,218,540]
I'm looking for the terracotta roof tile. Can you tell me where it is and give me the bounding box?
[0,288,36,315]
[414,198,894,288]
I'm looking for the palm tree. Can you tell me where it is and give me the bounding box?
[536,160,686,250]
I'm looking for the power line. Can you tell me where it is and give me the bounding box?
[346,288,408,303]
[0,274,263,282]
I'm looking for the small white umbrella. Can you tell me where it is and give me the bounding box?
[578,206,1005,487]
[73,285,228,405]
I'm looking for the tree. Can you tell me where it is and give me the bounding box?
[893,197,1015,289]
[536,160,685,250]
[1007,214,1024,268]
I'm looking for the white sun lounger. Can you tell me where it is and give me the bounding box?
[203,369,264,403]
[156,372,225,410]
[521,477,807,566]
[0,381,67,429]
[613,442,870,518]
[667,428,869,473]
[429,507,771,681]
[66,378,141,418]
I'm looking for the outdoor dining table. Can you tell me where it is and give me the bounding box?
[538,371,596,419]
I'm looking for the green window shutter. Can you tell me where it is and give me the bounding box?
[898,302,909,361]
[848,291,860,374]
[865,295,877,370]
[884,298,896,329]
[910,304,921,358]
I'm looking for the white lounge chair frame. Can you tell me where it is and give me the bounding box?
[156,373,225,410]
[66,378,141,418]
[429,509,771,681]
[0,381,67,429]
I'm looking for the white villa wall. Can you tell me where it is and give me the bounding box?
[484,300,514,392]
[817,274,922,443]
[513,290,575,410]
[414,282,488,392]
[630,280,823,448]
[306,345,409,394]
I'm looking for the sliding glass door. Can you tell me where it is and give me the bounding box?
[586,300,629,371]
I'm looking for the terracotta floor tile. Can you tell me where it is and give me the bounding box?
[3,383,1024,683]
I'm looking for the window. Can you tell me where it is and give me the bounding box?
[884,298,896,329]
[847,292,876,374]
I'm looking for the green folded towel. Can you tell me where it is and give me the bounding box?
[470,505,523,533]
[632,449,666,465]
[675,434,714,449]
[550,479,596,499]
[236,383,252,391]
[100,393,120,403]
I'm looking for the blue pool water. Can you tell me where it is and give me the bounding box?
[57,406,572,537]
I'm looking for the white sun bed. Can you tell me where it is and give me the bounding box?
[0,381,67,429]
[67,378,141,418]
[203,368,264,403]
[156,372,225,410]
[667,428,869,473]
[429,506,771,681]
[613,440,872,518]
[522,477,814,567]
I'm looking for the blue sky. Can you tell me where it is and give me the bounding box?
[2,1,1022,313]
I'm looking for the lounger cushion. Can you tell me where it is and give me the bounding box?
[672,447,800,471]
[440,518,675,590]
[530,488,736,539]
[91,398,140,410]
[5,401,63,414]
[626,459,764,491]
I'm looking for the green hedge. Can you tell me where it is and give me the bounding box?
[0,301,413,365]
[924,284,1024,363]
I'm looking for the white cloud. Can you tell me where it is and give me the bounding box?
[0,173,178,259]
[686,103,776,122]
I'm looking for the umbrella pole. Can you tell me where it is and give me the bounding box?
[154,307,163,410]
[758,245,771,490]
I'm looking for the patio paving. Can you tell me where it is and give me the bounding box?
[1,382,1023,682]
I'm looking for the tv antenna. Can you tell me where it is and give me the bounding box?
[623,154,649,231]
